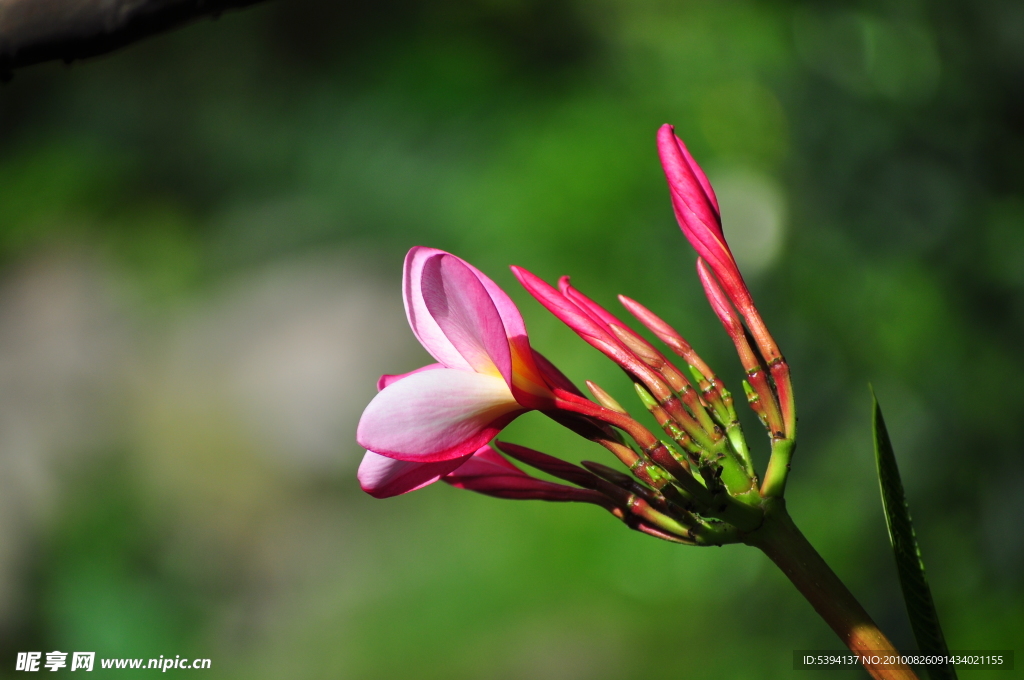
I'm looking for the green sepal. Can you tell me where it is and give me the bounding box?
[741,379,757,402]
[872,389,956,680]
[633,381,659,409]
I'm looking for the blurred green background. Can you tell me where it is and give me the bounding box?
[0,0,1022,677]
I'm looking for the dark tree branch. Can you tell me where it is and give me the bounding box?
[0,0,270,79]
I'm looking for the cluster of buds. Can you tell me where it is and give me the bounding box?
[355,124,796,544]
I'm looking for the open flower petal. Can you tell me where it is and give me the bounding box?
[460,260,529,350]
[376,363,443,391]
[356,367,524,462]
[358,451,472,499]
[421,252,512,381]
[403,247,476,372]
[461,259,551,406]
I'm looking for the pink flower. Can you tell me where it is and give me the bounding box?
[357,450,471,499]
[356,247,553,498]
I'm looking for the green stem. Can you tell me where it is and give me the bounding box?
[744,499,919,680]
[760,437,795,497]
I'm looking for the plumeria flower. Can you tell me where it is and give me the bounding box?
[353,127,925,679]
[356,247,554,498]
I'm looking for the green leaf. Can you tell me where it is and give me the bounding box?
[872,390,956,680]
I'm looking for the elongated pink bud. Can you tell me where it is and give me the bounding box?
[657,128,719,222]
[513,267,619,347]
[617,295,716,381]
[657,127,787,370]
[560,278,669,373]
[559,276,625,330]
[696,259,757,371]
[608,324,664,369]
[495,441,607,489]
[657,125,793,438]
[586,380,628,414]
[698,259,783,436]
[511,266,665,390]
[657,125,736,283]
[542,409,644,476]
[561,279,697,399]
[444,446,610,504]
[550,388,658,450]
[516,269,699,434]
[657,125,720,216]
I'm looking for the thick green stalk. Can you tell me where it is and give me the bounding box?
[760,437,795,498]
[744,500,919,680]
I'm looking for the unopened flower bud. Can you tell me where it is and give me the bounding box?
[585,381,628,414]
[444,446,611,505]
[610,324,665,369]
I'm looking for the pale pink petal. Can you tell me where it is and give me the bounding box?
[403,247,475,372]
[356,368,523,462]
[463,259,551,406]
[421,253,512,382]
[358,451,472,499]
[376,363,444,391]
[461,260,529,347]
